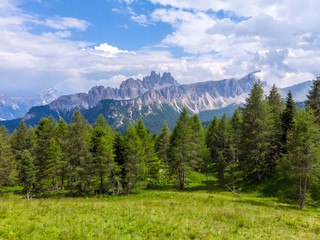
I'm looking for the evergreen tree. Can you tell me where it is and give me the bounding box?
[10,120,33,162]
[240,82,272,181]
[190,114,205,170]
[123,123,144,194]
[0,126,16,187]
[281,91,297,149]
[55,118,69,189]
[228,108,243,188]
[279,109,320,208]
[46,138,61,191]
[90,115,115,194]
[67,110,92,194]
[113,133,126,193]
[267,85,285,170]
[156,121,171,167]
[34,117,57,187]
[19,150,35,199]
[168,108,196,190]
[135,118,160,183]
[305,76,320,123]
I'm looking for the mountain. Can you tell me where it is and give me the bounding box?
[0,72,314,133]
[0,88,59,120]
[278,80,313,102]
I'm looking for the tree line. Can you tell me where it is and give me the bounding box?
[1,78,320,208]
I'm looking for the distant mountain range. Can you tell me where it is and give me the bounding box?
[0,88,59,120]
[0,71,313,133]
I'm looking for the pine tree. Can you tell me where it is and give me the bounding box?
[305,76,320,123]
[190,114,205,170]
[55,118,69,190]
[113,133,126,193]
[281,91,297,150]
[267,85,285,170]
[67,110,92,194]
[10,120,33,162]
[90,115,115,194]
[123,123,144,194]
[34,117,57,188]
[0,126,16,187]
[240,82,272,181]
[135,118,160,183]
[19,150,35,199]
[279,108,320,208]
[46,138,61,191]
[168,108,196,190]
[156,121,171,167]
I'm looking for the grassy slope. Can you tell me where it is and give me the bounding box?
[0,189,319,239]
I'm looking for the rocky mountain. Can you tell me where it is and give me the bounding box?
[0,71,314,133]
[0,88,59,120]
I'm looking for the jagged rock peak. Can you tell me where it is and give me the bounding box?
[143,71,179,89]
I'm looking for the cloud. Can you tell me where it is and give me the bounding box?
[45,16,89,31]
[93,43,136,57]
[130,14,151,26]
[1,0,320,98]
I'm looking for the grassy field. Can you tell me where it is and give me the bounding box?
[0,188,319,240]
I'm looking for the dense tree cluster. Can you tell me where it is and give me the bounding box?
[1,79,320,208]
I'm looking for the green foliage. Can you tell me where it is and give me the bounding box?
[155,121,171,167]
[90,115,116,194]
[281,91,297,148]
[123,123,145,194]
[279,108,320,208]
[240,82,272,181]
[67,110,92,194]
[18,150,35,199]
[306,75,320,123]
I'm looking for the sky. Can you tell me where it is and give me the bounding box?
[1,0,320,97]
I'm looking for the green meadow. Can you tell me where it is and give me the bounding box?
[1,187,319,239]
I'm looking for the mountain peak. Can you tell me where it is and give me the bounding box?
[142,71,179,89]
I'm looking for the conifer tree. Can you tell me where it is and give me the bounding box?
[135,118,160,183]
[90,115,115,194]
[190,114,205,169]
[10,120,33,161]
[156,121,171,167]
[0,126,16,187]
[19,150,35,199]
[240,82,272,181]
[47,138,61,191]
[34,117,57,187]
[306,76,320,123]
[279,108,320,208]
[113,133,126,193]
[281,91,297,149]
[67,110,92,194]
[55,118,69,189]
[267,85,285,170]
[123,123,144,194]
[168,108,196,190]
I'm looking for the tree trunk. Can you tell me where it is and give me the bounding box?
[61,174,64,190]
[300,176,307,209]
[100,174,103,194]
[26,187,30,200]
[299,174,303,208]
[256,169,261,181]
[78,183,82,195]
[179,172,185,190]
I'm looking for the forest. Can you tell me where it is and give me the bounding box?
[1,78,320,209]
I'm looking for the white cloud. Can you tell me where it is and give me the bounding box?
[93,43,136,58]
[131,14,151,26]
[45,16,89,31]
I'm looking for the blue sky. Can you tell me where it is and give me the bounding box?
[1,0,320,97]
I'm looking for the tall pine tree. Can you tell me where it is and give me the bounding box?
[240,82,272,181]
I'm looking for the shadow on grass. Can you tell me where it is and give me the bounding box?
[235,199,299,210]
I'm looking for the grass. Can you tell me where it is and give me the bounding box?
[0,189,320,239]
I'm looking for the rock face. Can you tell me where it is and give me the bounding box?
[0,71,313,133]
[0,88,59,120]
